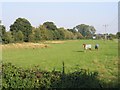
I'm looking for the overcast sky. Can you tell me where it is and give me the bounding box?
[1,1,119,34]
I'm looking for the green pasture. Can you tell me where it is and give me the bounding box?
[2,40,118,82]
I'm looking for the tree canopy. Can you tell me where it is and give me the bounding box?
[0,25,6,43]
[43,22,57,30]
[116,32,120,39]
[0,18,103,44]
[10,18,32,42]
[73,24,96,38]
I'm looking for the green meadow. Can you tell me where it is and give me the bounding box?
[2,40,118,82]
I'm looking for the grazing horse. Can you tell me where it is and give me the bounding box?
[83,44,92,50]
[95,44,99,50]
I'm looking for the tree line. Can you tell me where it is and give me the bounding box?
[0,18,119,44]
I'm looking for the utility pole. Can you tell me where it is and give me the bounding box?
[103,24,108,40]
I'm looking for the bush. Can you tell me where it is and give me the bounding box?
[2,62,119,88]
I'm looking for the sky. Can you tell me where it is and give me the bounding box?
[1,0,119,34]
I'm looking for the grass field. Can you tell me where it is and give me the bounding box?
[2,39,118,83]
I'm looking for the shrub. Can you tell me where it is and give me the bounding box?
[2,62,119,88]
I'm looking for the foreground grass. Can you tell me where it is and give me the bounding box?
[2,40,118,84]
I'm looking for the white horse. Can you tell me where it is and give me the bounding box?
[83,44,92,50]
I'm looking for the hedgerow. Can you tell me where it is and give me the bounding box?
[2,62,118,88]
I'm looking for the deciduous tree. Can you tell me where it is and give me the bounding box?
[10,18,32,42]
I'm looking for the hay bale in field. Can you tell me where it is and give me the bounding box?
[0,45,2,48]
[45,41,65,44]
[40,44,49,48]
[17,44,23,48]
[1,43,50,49]
[33,43,39,47]
[51,41,65,44]
[31,43,49,48]
[44,44,48,48]
[1,45,5,49]
[12,43,17,48]
[39,44,45,48]
[5,45,10,48]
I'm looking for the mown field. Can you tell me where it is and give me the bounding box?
[2,39,118,84]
